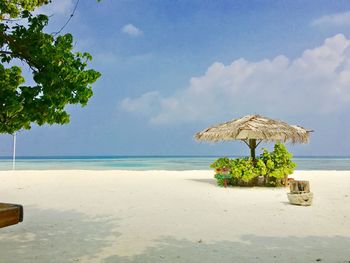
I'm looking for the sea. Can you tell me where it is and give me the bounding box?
[1,156,350,171]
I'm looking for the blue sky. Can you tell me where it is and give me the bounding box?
[1,0,350,156]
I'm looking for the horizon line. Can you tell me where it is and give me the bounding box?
[1,155,350,159]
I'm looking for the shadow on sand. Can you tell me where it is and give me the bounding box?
[188,179,218,187]
[104,235,350,263]
[0,207,119,262]
[2,207,350,262]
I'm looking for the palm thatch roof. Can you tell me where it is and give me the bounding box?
[195,115,312,143]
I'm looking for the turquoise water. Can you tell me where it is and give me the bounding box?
[1,156,350,171]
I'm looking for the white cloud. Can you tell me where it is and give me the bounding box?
[121,24,143,37]
[311,11,350,27]
[121,34,350,124]
[120,91,162,115]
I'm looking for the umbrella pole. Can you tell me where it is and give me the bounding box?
[249,139,256,160]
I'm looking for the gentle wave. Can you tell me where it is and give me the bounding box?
[1,156,350,171]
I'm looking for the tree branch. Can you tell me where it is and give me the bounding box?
[0,50,13,55]
[0,30,42,71]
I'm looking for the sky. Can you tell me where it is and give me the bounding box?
[1,0,350,157]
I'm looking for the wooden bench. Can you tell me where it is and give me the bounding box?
[0,203,23,228]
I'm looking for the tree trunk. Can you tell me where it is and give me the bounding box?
[249,139,257,160]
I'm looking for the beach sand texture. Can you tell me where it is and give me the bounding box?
[1,170,350,262]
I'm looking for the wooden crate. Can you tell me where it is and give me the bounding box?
[287,180,313,206]
[289,180,310,194]
[0,203,23,228]
[287,192,313,206]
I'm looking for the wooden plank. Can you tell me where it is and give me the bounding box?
[0,203,23,228]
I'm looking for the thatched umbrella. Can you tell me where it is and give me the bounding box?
[195,115,312,159]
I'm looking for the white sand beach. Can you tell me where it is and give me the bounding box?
[1,170,350,262]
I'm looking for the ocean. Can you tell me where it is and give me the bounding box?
[1,156,350,171]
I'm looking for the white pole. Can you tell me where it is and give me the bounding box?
[12,133,16,170]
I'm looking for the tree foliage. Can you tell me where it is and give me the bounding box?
[0,0,101,134]
[211,142,296,187]
[0,0,49,18]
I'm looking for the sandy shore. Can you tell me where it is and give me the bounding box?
[1,170,350,262]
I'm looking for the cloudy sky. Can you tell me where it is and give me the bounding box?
[1,0,350,157]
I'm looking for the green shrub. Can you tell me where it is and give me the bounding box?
[260,142,296,186]
[210,157,230,171]
[214,173,233,187]
[229,158,258,182]
[211,142,296,187]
